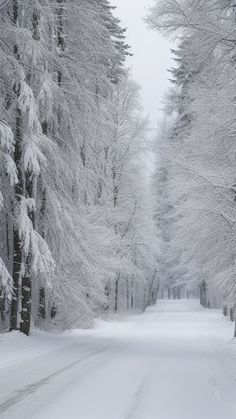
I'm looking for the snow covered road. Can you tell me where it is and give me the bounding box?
[1,300,236,419]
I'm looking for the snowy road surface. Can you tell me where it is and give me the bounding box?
[1,300,236,419]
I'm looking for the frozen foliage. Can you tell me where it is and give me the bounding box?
[0,121,17,186]
[0,1,158,335]
[0,258,13,301]
[149,0,236,317]
[0,121,15,298]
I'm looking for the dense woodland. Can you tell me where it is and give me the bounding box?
[148,0,236,330]
[0,0,159,335]
[1,3,236,418]
[2,0,236,338]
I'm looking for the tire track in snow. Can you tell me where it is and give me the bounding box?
[124,367,150,419]
[0,344,112,415]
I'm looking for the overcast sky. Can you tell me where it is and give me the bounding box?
[113,0,173,130]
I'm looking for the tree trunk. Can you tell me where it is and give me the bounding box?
[114,274,119,312]
[154,283,160,303]
[10,4,22,333]
[56,0,65,125]
[38,287,46,320]
[19,4,41,335]
[223,305,228,317]
[20,261,31,335]
[131,277,134,309]
[20,173,35,335]
[37,127,48,323]
[57,0,64,88]
[199,280,207,308]
[6,213,10,260]
[0,288,6,323]
[229,307,234,322]
[126,279,130,310]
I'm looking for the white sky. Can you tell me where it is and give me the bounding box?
[113,0,173,130]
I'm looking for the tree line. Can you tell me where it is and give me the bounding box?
[148,0,236,331]
[0,0,159,335]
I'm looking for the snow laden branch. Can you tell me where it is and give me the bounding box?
[150,0,236,316]
[0,259,13,301]
[0,1,158,334]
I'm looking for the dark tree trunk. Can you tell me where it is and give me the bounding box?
[20,174,35,335]
[114,275,119,312]
[11,2,41,335]
[10,104,23,332]
[57,0,64,87]
[38,287,46,319]
[147,270,158,306]
[0,214,10,324]
[10,2,23,330]
[199,280,207,308]
[51,305,57,319]
[223,305,228,317]
[37,123,48,322]
[0,288,6,323]
[229,307,234,322]
[126,279,130,310]
[154,283,160,303]
[131,277,134,309]
[131,293,134,309]
[20,4,42,335]
[20,261,31,335]
[6,213,10,260]
[57,0,65,131]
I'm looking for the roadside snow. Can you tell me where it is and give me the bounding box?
[1,300,236,419]
[0,329,80,369]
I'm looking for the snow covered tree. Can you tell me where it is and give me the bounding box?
[0,0,158,335]
[148,0,236,324]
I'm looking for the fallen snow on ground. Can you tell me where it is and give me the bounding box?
[0,300,236,419]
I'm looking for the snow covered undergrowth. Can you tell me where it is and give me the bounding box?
[1,300,236,419]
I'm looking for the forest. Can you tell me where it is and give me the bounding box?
[0,0,159,336]
[148,0,236,331]
[1,0,236,336]
[1,1,236,418]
